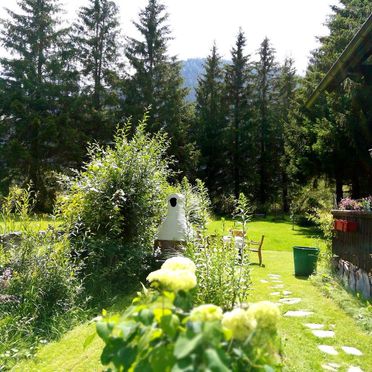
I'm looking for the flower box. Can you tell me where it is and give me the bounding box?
[334,219,345,231]
[334,219,357,232]
[343,220,358,232]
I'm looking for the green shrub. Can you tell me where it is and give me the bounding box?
[95,257,281,371]
[0,187,85,368]
[186,238,251,310]
[178,177,211,232]
[290,179,334,227]
[57,115,173,282]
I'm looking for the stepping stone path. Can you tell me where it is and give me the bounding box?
[284,310,313,317]
[279,297,302,305]
[304,323,324,330]
[312,330,335,338]
[342,346,363,356]
[322,363,341,371]
[347,367,363,372]
[268,274,281,279]
[262,274,364,371]
[318,345,338,355]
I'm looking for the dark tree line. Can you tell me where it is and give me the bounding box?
[0,0,371,212]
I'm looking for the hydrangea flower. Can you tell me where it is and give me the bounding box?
[189,304,223,322]
[222,308,257,340]
[147,268,197,292]
[161,256,196,273]
[246,301,280,330]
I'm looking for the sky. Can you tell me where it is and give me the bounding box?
[0,0,340,74]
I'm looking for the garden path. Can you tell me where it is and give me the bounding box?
[249,250,372,372]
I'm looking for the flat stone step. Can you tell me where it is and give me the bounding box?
[304,323,324,330]
[312,330,335,338]
[342,346,363,356]
[279,297,302,305]
[284,310,313,317]
[318,345,338,355]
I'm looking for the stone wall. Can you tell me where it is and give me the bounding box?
[335,258,372,299]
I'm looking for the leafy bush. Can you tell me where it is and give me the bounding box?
[186,237,251,310]
[0,187,85,368]
[185,193,251,310]
[178,177,211,232]
[57,115,173,282]
[290,179,334,227]
[95,257,281,371]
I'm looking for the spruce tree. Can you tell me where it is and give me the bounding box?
[74,0,121,111]
[0,0,81,209]
[254,37,279,207]
[195,44,226,199]
[302,0,372,201]
[278,58,297,212]
[224,29,252,199]
[123,0,194,176]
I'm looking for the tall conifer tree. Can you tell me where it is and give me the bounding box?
[0,0,80,209]
[195,44,226,198]
[124,0,194,175]
[224,29,252,199]
[254,37,279,207]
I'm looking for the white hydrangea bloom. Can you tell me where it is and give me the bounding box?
[189,304,223,322]
[222,308,257,340]
[161,256,196,273]
[147,268,197,292]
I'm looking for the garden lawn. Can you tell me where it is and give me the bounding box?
[0,215,59,234]
[249,251,372,371]
[11,219,371,371]
[207,216,324,251]
[11,294,134,372]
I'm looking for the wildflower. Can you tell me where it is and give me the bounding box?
[147,268,197,292]
[246,301,280,330]
[222,308,257,340]
[189,304,223,322]
[161,256,196,273]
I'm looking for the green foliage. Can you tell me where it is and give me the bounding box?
[233,193,252,232]
[57,114,172,283]
[123,0,196,177]
[290,179,334,227]
[0,187,85,368]
[0,0,85,210]
[194,44,227,201]
[96,257,281,371]
[179,177,211,233]
[186,236,251,310]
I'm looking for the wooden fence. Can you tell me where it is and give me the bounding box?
[332,210,372,273]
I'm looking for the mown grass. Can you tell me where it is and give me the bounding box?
[10,217,371,371]
[0,215,60,234]
[11,293,135,372]
[248,251,372,372]
[207,216,324,252]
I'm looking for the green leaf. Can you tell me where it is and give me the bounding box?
[204,348,230,372]
[174,334,202,359]
[96,322,111,342]
[171,357,195,372]
[149,344,175,372]
[139,309,154,325]
[160,314,179,339]
[83,331,96,350]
